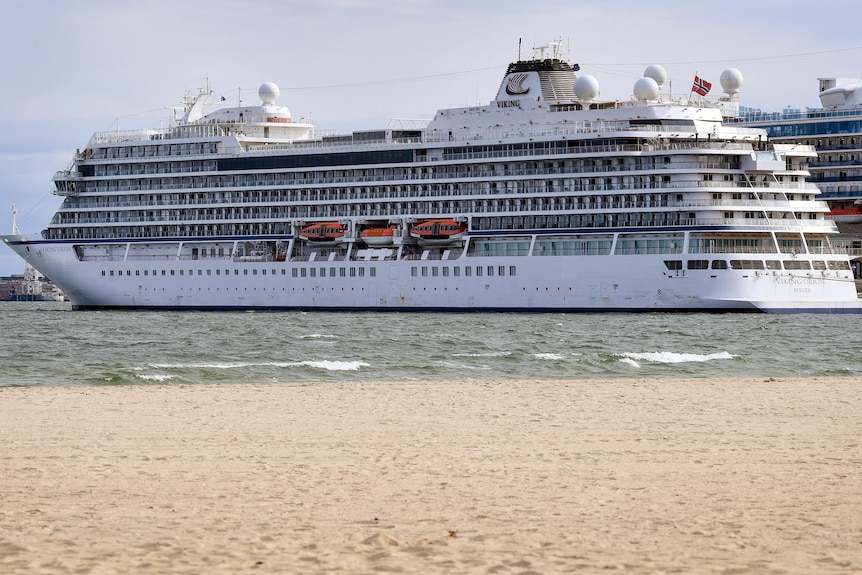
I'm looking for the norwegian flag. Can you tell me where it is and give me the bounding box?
[691,75,712,96]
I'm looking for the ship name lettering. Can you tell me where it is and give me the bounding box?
[775,277,825,286]
[496,100,521,109]
[43,246,72,252]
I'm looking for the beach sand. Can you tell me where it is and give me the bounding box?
[1,378,860,574]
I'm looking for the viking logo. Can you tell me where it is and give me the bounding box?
[505,73,530,95]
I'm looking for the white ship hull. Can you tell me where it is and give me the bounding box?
[5,236,860,313]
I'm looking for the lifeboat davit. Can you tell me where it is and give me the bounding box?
[299,222,345,242]
[410,219,467,244]
[360,226,397,246]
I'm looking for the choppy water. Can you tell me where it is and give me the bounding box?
[1,301,860,386]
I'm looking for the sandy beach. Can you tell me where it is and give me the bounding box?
[1,378,860,574]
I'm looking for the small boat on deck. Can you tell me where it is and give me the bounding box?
[410,219,466,244]
[299,222,345,242]
[360,226,397,246]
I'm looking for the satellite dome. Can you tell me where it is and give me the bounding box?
[633,77,660,101]
[643,65,667,87]
[574,75,600,101]
[720,69,743,96]
[259,82,280,105]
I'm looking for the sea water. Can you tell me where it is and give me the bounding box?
[1,301,860,386]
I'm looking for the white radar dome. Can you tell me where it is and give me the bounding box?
[643,65,667,87]
[633,77,660,101]
[720,69,743,96]
[574,75,600,102]
[259,82,280,105]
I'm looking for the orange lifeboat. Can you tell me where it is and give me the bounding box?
[410,219,466,244]
[299,222,345,242]
[360,226,397,246]
[827,206,862,224]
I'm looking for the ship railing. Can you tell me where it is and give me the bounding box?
[819,188,862,198]
[47,213,842,242]
[52,196,830,225]
[736,107,862,123]
[428,140,755,162]
[88,128,172,145]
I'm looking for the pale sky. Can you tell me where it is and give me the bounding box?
[2,0,860,275]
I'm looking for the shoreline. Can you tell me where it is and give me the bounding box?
[2,377,860,573]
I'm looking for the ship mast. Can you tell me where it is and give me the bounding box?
[11,203,21,234]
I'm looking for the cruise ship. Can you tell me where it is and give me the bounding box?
[734,78,862,278]
[3,47,861,312]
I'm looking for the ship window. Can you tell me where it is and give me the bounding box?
[261,269,266,275]
[170,270,175,276]
[198,270,203,276]
[310,268,316,277]
[234,269,239,275]
[136,270,140,276]
[292,269,297,278]
[711,260,728,270]
[442,267,449,277]
[811,261,826,270]
[102,270,106,276]
[509,266,517,276]
[687,260,709,270]
[465,267,471,277]
[350,268,356,277]
[180,270,184,276]
[828,260,851,271]
[664,260,682,270]
[358,268,365,277]
[476,266,483,277]
[454,267,461,277]
[487,266,494,277]
[127,270,131,276]
[765,260,782,270]
[432,267,438,277]
[498,266,505,276]
[244,269,249,275]
[369,267,376,277]
[216,269,221,275]
[783,260,811,270]
[300,268,307,277]
[730,260,765,270]
[330,267,336,277]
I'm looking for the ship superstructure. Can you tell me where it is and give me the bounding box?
[734,78,862,277]
[3,47,860,312]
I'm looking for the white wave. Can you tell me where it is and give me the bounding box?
[150,362,251,369]
[533,353,565,361]
[619,357,641,368]
[296,334,337,339]
[294,360,369,371]
[149,360,369,371]
[619,351,734,364]
[437,361,493,371]
[136,373,175,382]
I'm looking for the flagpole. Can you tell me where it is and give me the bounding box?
[687,72,697,106]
